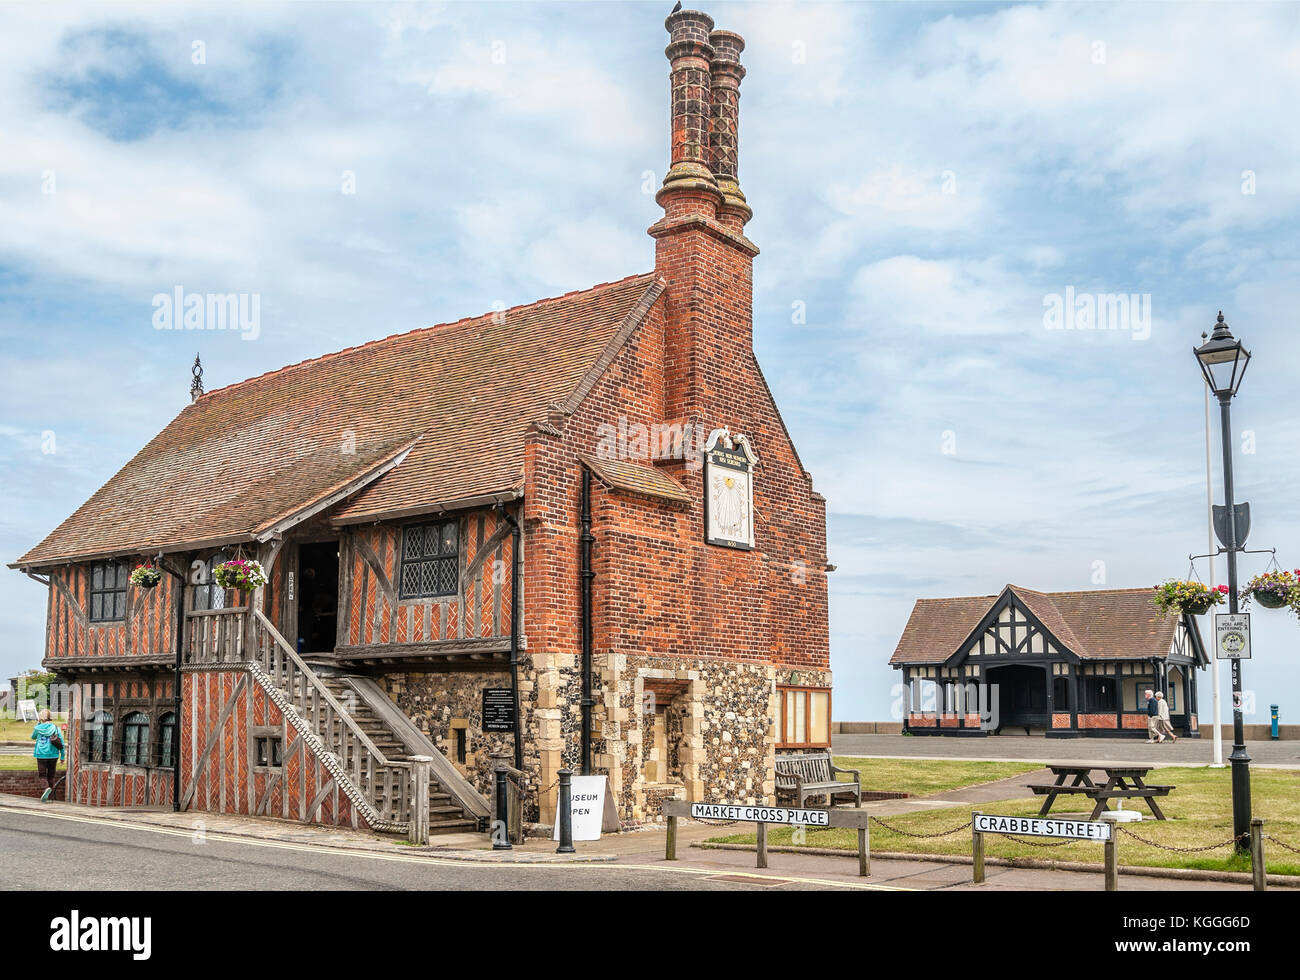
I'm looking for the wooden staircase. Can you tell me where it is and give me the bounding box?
[316,675,481,835]
[186,607,490,838]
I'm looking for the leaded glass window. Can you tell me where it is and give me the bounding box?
[87,710,113,763]
[157,712,177,768]
[398,521,459,599]
[89,562,128,622]
[122,711,150,766]
[192,553,227,611]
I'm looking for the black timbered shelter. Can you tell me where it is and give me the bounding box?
[890,586,1208,738]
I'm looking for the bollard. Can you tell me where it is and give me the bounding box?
[493,766,512,851]
[1251,819,1266,891]
[408,755,432,845]
[665,813,678,861]
[556,768,575,854]
[1104,835,1118,892]
[858,826,870,877]
[1271,704,1279,740]
[756,821,768,869]
[972,815,985,885]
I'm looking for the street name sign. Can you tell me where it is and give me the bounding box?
[1215,612,1251,660]
[973,812,1112,841]
[689,802,830,826]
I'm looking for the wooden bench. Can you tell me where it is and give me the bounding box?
[775,752,861,808]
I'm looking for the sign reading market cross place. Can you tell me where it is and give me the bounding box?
[690,802,830,826]
[973,812,1112,841]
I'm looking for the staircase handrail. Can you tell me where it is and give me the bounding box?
[251,608,401,768]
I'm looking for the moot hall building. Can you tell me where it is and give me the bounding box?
[11,9,832,835]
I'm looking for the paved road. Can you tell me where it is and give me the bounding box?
[832,733,1300,767]
[0,808,850,891]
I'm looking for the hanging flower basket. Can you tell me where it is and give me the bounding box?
[129,563,163,590]
[1243,568,1299,613]
[1152,580,1228,618]
[213,559,268,592]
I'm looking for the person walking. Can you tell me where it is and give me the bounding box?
[1155,691,1177,742]
[1144,689,1163,742]
[31,708,64,801]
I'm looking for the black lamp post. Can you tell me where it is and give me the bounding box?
[1193,311,1252,852]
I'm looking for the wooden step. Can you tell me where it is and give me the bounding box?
[428,819,478,835]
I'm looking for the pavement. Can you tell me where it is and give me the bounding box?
[832,733,1300,768]
[0,783,1271,891]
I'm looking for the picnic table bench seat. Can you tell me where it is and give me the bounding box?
[1030,764,1175,821]
[775,751,861,808]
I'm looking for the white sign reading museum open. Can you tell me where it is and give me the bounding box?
[689,803,830,826]
[973,812,1112,841]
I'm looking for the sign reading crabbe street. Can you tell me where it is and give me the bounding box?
[973,812,1112,841]
[690,802,830,826]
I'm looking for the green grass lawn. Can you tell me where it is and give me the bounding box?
[832,756,1041,797]
[0,715,67,741]
[710,765,1300,876]
[0,755,64,772]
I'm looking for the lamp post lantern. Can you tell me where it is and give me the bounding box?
[1193,311,1252,852]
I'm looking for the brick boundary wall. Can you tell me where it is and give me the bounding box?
[832,722,904,735]
[0,769,67,800]
[833,721,1299,740]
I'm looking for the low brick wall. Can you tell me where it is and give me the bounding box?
[833,721,904,735]
[1214,724,1299,741]
[834,721,1299,740]
[0,769,66,800]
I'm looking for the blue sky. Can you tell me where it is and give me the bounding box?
[1,1,1298,726]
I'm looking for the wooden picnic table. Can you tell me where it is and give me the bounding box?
[1028,764,1173,821]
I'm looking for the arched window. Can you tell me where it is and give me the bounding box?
[122,712,150,766]
[157,712,177,768]
[193,553,228,611]
[87,710,113,763]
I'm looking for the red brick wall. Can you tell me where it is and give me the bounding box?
[181,669,367,829]
[522,249,828,678]
[66,676,176,809]
[338,513,512,649]
[0,769,66,800]
[46,565,179,660]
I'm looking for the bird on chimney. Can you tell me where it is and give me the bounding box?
[671,2,682,12]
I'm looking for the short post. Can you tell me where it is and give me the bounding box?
[756,821,768,869]
[972,815,985,885]
[555,768,575,854]
[1104,834,1118,892]
[665,813,678,861]
[407,755,431,846]
[493,765,511,851]
[1250,818,1266,891]
[858,825,870,877]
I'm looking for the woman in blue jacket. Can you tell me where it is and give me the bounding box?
[31,708,64,801]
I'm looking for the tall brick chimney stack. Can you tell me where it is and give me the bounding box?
[655,9,722,220]
[649,8,759,429]
[708,30,751,232]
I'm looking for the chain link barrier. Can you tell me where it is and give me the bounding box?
[1264,834,1300,855]
[1117,825,1247,852]
[870,815,974,838]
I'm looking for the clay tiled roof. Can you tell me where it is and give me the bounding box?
[16,274,664,567]
[889,585,1182,664]
[579,454,691,503]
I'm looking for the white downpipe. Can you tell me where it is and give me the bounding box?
[1205,381,1224,767]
